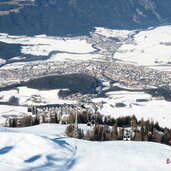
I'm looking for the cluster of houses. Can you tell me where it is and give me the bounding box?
[3,101,103,127]
[0,31,171,90]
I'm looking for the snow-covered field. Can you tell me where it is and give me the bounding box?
[47,53,103,62]
[0,87,171,128]
[0,86,77,106]
[0,34,95,56]
[94,26,171,71]
[113,26,171,69]
[95,27,131,39]
[0,87,77,125]
[93,91,171,128]
[0,33,103,64]
[0,105,28,125]
[0,124,170,171]
[1,25,171,69]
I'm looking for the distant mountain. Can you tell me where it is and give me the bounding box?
[0,0,171,36]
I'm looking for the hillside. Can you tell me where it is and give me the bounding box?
[0,74,100,95]
[0,0,171,36]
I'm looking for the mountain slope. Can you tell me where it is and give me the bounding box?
[1,124,171,171]
[0,0,171,36]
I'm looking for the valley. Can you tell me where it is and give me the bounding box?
[0,26,171,130]
[0,26,171,89]
[0,1,171,170]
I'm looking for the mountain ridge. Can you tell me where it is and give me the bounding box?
[0,0,171,36]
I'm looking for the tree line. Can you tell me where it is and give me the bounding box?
[6,110,171,145]
[65,113,171,145]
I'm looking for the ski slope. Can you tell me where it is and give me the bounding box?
[0,124,171,171]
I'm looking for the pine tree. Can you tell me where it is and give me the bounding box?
[163,127,170,144]
[133,130,141,141]
[110,123,118,140]
[68,112,75,124]
[118,127,124,140]
[152,128,162,143]
[140,126,146,141]
[144,120,153,134]
[77,128,84,139]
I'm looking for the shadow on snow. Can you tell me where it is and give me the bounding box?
[0,146,13,155]
[22,137,76,171]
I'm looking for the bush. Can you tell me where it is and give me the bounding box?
[65,124,74,137]
[8,96,19,105]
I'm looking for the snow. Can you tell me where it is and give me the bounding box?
[0,62,26,70]
[0,87,77,125]
[47,53,103,62]
[1,87,171,128]
[93,91,171,128]
[0,34,95,56]
[0,26,171,170]
[0,132,74,171]
[9,56,26,61]
[71,140,171,171]
[0,105,27,114]
[114,26,171,69]
[0,86,77,106]
[100,99,171,128]
[106,91,152,101]
[95,27,131,39]
[0,105,28,125]
[0,33,108,62]
[0,124,170,171]
[1,26,171,69]
[0,58,6,65]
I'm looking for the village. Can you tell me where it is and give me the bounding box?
[0,59,170,90]
[3,100,171,145]
[0,29,171,144]
[2,98,103,127]
[0,29,171,91]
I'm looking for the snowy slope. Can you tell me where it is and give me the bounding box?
[70,140,171,171]
[0,124,170,171]
[0,132,75,171]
